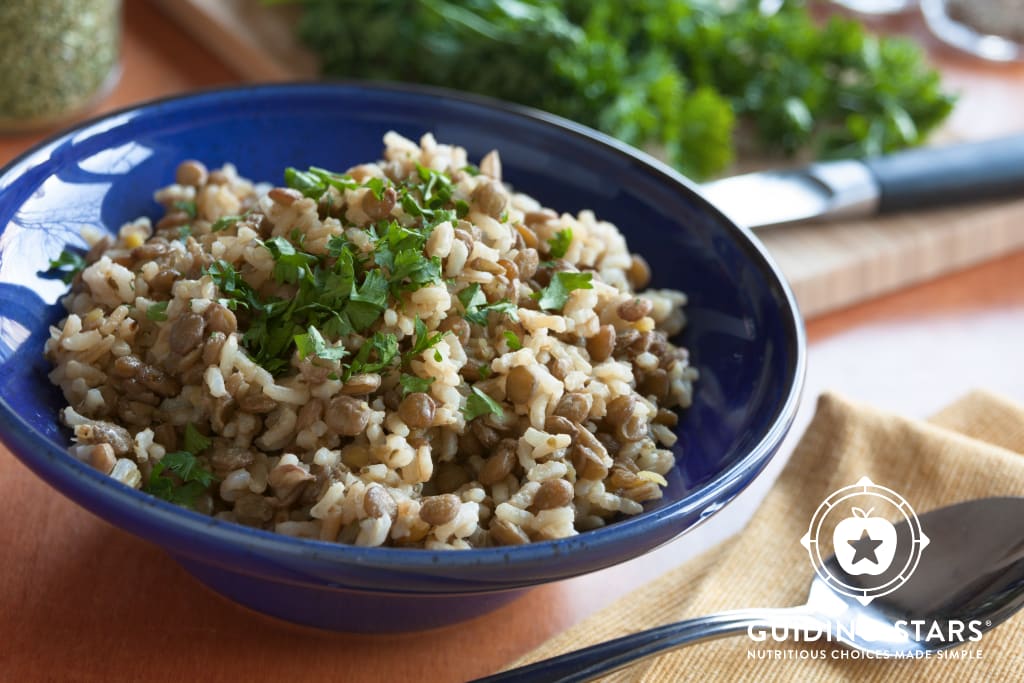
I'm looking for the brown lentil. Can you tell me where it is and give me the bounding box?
[88,443,116,474]
[361,185,397,221]
[268,187,302,206]
[169,313,205,355]
[175,160,208,188]
[543,415,577,436]
[470,178,508,218]
[490,519,530,546]
[234,493,275,526]
[555,392,592,423]
[627,254,652,290]
[204,303,237,336]
[435,462,471,493]
[587,325,616,362]
[606,395,637,429]
[617,297,653,322]
[398,392,436,429]
[325,395,370,436]
[617,413,649,443]
[514,223,539,249]
[363,484,398,519]
[340,373,381,395]
[506,365,535,404]
[478,439,518,485]
[439,316,471,346]
[571,443,608,481]
[419,494,461,526]
[533,478,574,510]
[654,407,679,428]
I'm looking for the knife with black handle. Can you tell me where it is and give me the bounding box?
[699,134,1024,229]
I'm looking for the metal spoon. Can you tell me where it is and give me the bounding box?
[475,497,1024,683]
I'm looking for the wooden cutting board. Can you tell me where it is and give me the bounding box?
[151,0,1024,317]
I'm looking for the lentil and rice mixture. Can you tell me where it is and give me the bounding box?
[44,133,697,549]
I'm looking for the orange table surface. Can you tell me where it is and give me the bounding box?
[1,2,1023,681]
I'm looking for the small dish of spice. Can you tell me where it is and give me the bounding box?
[0,0,121,133]
[921,0,1024,62]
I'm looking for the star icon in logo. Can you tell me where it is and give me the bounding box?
[848,529,884,564]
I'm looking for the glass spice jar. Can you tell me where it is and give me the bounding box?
[0,0,122,132]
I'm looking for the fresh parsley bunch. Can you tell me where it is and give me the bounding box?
[281,0,953,178]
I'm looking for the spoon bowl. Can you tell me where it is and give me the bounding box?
[480,497,1024,682]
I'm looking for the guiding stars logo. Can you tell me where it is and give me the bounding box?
[801,476,929,606]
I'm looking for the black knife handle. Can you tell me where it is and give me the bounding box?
[864,134,1024,214]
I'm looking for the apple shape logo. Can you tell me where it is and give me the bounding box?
[801,476,929,605]
[832,507,898,576]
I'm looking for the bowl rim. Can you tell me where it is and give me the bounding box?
[0,81,806,579]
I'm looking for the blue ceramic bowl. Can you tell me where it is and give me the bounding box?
[0,83,804,632]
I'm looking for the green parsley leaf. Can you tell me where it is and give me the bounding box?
[389,250,442,295]
[503,330,522,351]
[400,373,435,396]
[365,177,387,200]
[264,236,318,285]
[461,164,480,176]
[284,167,327,198]
[173,200,197,219]
[532,271,593,311]
[45,248,87,283]
[404,317,445,364]
[459,284,519,326]
[178,225,192,242]
[295,325,348,362]
[348,331,399,377]
[144,449,217,509]
[478,364,492,379]
[457,283,487,313]
[146,301,169,322]
[455,199,470,219]
[547,228,573,259]
[308,166,359,193]
[183,423,212,455]
[462,385,503,421]
[211,215,243,232]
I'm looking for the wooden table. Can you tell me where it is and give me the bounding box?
[1,2,1022,680]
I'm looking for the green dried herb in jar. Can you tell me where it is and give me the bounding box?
[0,0,121,132]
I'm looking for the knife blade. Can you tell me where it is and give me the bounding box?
[699,134,1024,229]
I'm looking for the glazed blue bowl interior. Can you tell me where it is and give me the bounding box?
[0,84,803,629]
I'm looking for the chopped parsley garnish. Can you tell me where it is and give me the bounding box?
[294,325,348,362]
[178,225,192,242]
[455,199,470,219]
[458,283,519,326]
[478,364,492,379]
[199,165,463,379]
[173,200,197,219]
[462,385,503,421]
[144,423,217,509]
[532,271,593,311]
[547,228,573,259]
[211,215,243,232]
[400,373,435,396]
[347,331,400,378]
[503,330,523,351]
[45,248,87,283]
[403,317,445,364]
[461,164,481,176]
[183,422,212,455]
[146,301,169,322]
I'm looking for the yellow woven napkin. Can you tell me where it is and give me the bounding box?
[513,391,1024,681]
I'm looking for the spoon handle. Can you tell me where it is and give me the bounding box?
[472,607,823,683]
